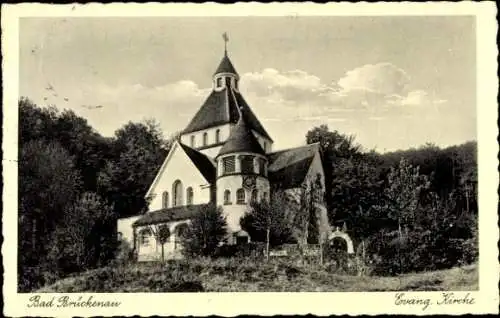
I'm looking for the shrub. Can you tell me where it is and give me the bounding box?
[114,239,135,265]
[181,203,228,257]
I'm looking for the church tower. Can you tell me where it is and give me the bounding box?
[215,114,270,244]
[180,34,273,158]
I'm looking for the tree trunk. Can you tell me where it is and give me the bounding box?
[161,243,165,263]
[32,217,37,251]
[265,228,270,261]
[319,239,324,266]
[465,186,470,213]
[397,219,402,275]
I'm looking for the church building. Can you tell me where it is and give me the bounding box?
[117,39,328,261]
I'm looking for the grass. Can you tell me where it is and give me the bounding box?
[37,258,478,293]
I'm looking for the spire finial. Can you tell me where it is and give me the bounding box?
[222,32,229,56]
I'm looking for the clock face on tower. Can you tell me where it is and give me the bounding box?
[242,175,256,190]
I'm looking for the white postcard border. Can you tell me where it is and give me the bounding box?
[2,2,498,316]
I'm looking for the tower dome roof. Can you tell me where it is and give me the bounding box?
[214,54,238,76]
[218,113,265,157]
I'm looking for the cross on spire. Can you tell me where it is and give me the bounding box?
[222,32,229,56]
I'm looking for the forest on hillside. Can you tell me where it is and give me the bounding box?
[17,98,478,292]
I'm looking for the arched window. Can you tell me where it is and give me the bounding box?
[139,228,151,246]
[203,132,208,146]
[190,135,195,147]
[186,187,193,205]
[224,190,231,205]
[236,188,245,205]
[215,129,220,143]
[251,189,258,203]
[172,180,183,207]
[162,191,169,209]
[263,141,267,152]
[216,77,223,88]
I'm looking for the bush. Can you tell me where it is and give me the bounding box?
[113,239,136,265]
[213,242,266,258]
[181,204,228,257]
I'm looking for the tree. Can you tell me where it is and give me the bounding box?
[98,120,169,218]
[181,204,228,257]
[241,191,294,260]
[150,224,171,262]
[329,156,387,240]
[379,158,430,233]
[289,174,328,263]
[373,158,430,274]
[306,125,362,214]
[48,192,115,276]
[54,109,112,192]
[18,139,82,291]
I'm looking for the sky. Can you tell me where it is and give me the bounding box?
[19,16,476,152]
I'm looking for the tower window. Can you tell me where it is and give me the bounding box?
[215,129,220,143]
[203,132,208,146]
[190,135,195,147]
[172,180,183,207]
[186,187,193,205]
[224,190,231,205]
[263,141,267,152]
[236,188,245,205]
[223,156,236,174]
[240,155,254,174]
[162,191,169,209]
[216,77,223,88]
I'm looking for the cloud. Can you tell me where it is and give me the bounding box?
[337,62,410,96]
[241,68,339,105]
[59,63,447,145]
[399,90,447,107]
[241,63,446,114]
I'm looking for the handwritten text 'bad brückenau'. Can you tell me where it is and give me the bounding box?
[27,295,121,308]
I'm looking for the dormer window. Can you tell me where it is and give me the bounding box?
[216,77,223,88]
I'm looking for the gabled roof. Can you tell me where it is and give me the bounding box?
[267,143,320,171]
[267,143,321,189]
[144,141,215,199]
[178,143,216,183]
[133,204,209,227]
[268,156,314,189]
[214,54,238,76]
[218,115,265,157]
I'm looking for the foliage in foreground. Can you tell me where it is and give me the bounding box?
[38,258,478,293]
[18,98,171,292]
